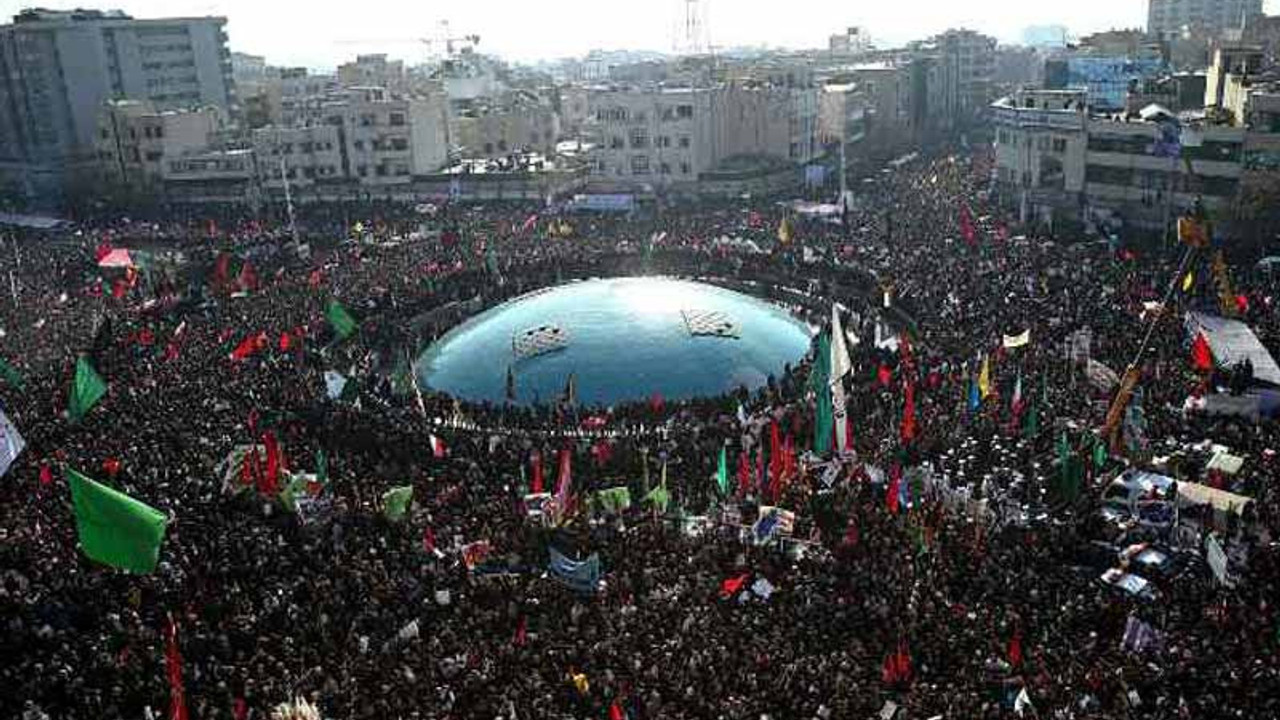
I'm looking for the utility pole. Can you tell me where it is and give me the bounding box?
[280,157,300,249]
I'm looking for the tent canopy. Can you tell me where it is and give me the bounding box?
[1185,311,1280,386]
[1177,481,1252,515]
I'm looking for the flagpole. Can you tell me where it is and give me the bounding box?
[405,347,427,418]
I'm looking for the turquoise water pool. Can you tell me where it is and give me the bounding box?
[418,277,813,407]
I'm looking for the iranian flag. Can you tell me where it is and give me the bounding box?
[430,434,448,458]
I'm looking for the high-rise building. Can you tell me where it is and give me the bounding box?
[0,8,235,199]
[1147,0,1263,39]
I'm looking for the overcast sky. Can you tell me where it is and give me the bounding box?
[2,0,1276,69]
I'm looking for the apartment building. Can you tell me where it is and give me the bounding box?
[586,87,715,186]
[0,8,234,199]
[1147,0,1262,39]
[94,100,222,189]
[992,88,1247,231]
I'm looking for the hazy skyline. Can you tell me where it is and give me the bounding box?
[2,0,1277,69]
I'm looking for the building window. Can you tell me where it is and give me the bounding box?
[394,164,410,176]
[631,155,650,174]
[677,104,694,119]
[610,136,625,150]
[376,165,388,177]
[1052,138,1067,154]
[389,112,406,126]
[498,140,508,152]
[484,142,494,154]
[630,129,649,149]
[353,140,364,151]
[680,161,691,175]
[659,162,671,175]
[391,138,408,151]
[657,135,671,148]
[145,151,162,162]
[357,165,368,177]
[678,136,690,148]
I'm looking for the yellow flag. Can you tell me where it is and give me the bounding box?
[571,672,590,696]
[1182,271,1194,292]
[778,216,793,245]
[978,354,992,399]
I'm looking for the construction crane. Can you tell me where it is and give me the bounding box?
[1099,139,1238,453]
[423,20,480,58]
[336,21,479,63]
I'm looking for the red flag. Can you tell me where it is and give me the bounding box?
[1008,630,1023,668]
[530,450,544,494]
[842,513,859,547]
[886,465,901,515]
[232,698,248,720]
[877,364,892,387]
[609,700,626,720]
[111,278,129,300]
[39,463,54,486]
[553,448,573,514]
[278,332,292,352]
[768,421,783,496]
[163,343,180,362]
[229,332,266,361]
[423,526,437,554]
[241,446,259,487]
[513,615,528,646]
[882,653,898,685]
[164,615,189,720]
[900,379,918,443]
[95,240,113,262]
[261,432,281,495]
[1191,332,1214,372]
[103,457,122,479]
[649,391,665,414]
[237,261,258,292]
[720,573,750,599]
[959,204,976,246]
[894,639,912,683]
[308,269,323,289]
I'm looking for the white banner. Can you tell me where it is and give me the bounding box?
[1205,534,1236,588]
[0,407,25,478]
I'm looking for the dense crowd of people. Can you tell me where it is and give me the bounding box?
[1,148,1278,720]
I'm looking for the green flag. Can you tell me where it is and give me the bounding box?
[326,299,358,340]
[809,331,834,455]
[0,357,24,391]
[642,483,670,513]
[315,448,329,486]
[69,357,107,422]
[66,468,167,574]
[716,445,728,495]
[485,243,501,277]
[1022,403,1039,439]
[1057,432,1083,501]
[595,486,632,514]
[1092,438,1108,471]
[383,485,414,522]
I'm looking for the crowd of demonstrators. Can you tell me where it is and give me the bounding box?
[1,148,1279,720]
